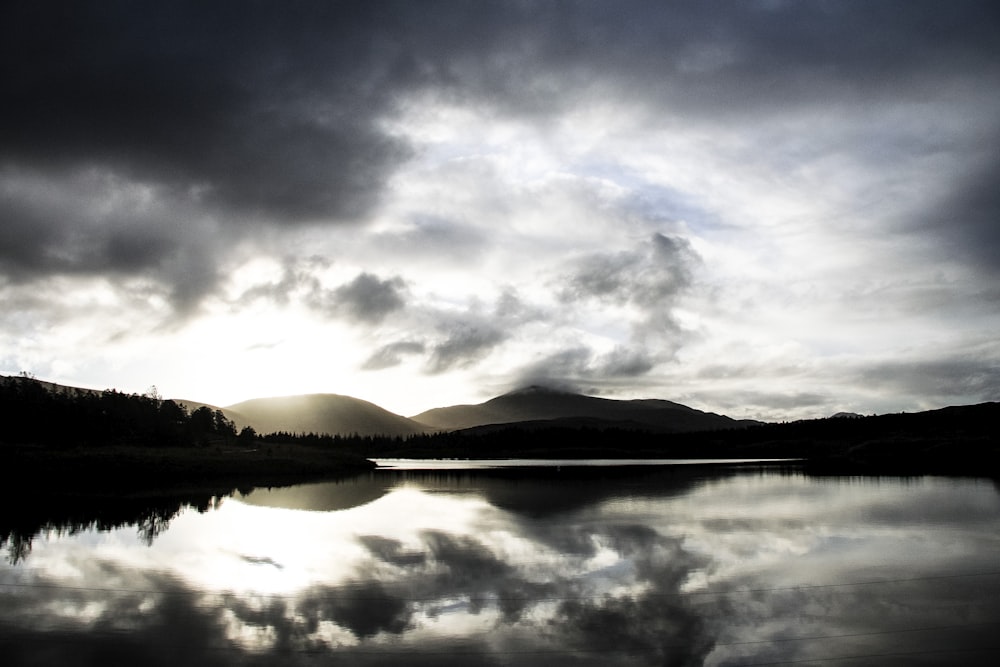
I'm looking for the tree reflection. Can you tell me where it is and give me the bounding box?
[1,489,227,563]
[136,507,180,546]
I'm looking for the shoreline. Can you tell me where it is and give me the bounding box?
[0,440,376,497]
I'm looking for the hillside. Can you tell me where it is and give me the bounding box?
[225,394,429,437]
[0,377,428,439]
[410,385,755,433]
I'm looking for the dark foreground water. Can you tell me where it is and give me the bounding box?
[2,462,999,666]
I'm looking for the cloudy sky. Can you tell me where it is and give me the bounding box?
[2,0,999,420]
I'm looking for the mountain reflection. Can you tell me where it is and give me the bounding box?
[235,475,396,512]
[2,467,1000,665]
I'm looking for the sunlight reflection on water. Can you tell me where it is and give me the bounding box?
[2,465,999,665]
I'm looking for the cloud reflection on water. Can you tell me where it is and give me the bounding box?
[1,468,1000,665]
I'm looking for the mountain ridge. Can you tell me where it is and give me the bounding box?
[5,374,997,474]
[1,376,757,437]
[223,393,429,438]
[12,375,979,440]
[410,385,756,433]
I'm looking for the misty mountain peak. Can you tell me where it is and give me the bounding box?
[502,385,575,398]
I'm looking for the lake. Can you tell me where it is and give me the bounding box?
[2,461,999,666]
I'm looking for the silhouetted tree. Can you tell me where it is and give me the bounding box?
[158,399,187,422]
[188,406,215,442]
[214,410,236,437]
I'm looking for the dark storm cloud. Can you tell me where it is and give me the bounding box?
[7,0,996,221]
[362,340,426,370]
[0,183,62,276]
[241,267,409,325]
[858,354,1000,402]
[918,154,1000,275]
[0,169,221,314]
[426,320,507,374]
[690,347,1000,418]
[0,175,156,278]
[1,0,418,315]
[0,1,411,224]
[562,234,697,311]
[510,346,659,393]
[374,216,489,262]
[361,289,542,373]
[555,234,700,372]
[393,0,1000,120]
[600,347,657,377]
[513,348,591,392]
[235,257,326,307]
[326,272,408,324]
[3,0,999,319]
[693,389,834,419]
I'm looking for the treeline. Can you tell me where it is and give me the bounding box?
[3,374,996,473]
[0,375,247,448]
[319,425,800,459]
[0,375,378,452]
[328,402,1000,471]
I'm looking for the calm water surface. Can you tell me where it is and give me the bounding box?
[2,463,999,666]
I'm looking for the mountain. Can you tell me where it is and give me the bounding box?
[1,374,102,397]
[410,385,755,433]
[224,394,429,437]
[1,375,748,438]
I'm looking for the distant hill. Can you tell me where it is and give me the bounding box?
[410,385,756,433]
[0,375,755,438]
[1,374,104,397]
[224,394,429,437]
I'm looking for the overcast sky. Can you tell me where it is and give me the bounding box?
[3,0,999,420]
